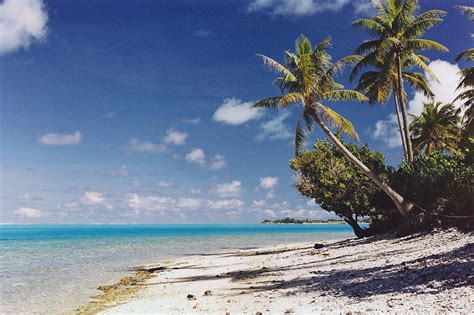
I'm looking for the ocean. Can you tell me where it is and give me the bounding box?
[0,224,355,314]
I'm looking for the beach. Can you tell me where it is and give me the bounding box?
[88,229,473,314]
[0,224,354,314]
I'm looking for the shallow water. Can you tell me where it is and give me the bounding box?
[0,224,355,314]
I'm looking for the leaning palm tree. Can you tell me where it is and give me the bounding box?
[454,5,474,141]
[350,55,433,160]
[252,35,414,217]
[351,0,448,163]
[410,102,462,155]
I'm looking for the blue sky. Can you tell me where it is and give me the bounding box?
[0,0,471,223]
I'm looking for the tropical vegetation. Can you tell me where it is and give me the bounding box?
[350,0,448,163]
[410,102,461,155]
[252,35,414,218]
[254,1,473,237]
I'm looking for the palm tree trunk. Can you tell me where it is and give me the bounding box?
[396,54,414,163]
[394,94,408,161]
[310,110,413,217]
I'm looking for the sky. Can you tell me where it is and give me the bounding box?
[0,0,471,224]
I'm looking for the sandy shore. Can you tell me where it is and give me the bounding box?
[82,229,473,314]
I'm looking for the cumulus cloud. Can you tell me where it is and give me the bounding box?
[109,165,128,177]
[247,0,371,16]
[259,176,278,189]
[127,139,166,153]
[163,129,188,146]
[158,180,174,188]
[181,117,201,124]
[373,60,464,148]
[252,200,267,208]
[373,113,403,148]
[185,148,206,166]
[213,98,262,125]
[408,60,465,116]
[209,154,227,170]
[81,191,112,209]
[264,209,276,217]
[13,207,45,218]
[127,193,244,212]
[0,0,48,55]
[212,180,243,197]
[39,131,82,146]
[207,199,245,209]
[127,194,175,211]
[256,111,292,141]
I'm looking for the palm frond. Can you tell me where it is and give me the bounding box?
[278,92,304,108]
[406,39,448,52]
[257,54,297,82]
[320,90,368,102]
[251,97,282,109]
[455,48,474,62]
[313,103,360,140]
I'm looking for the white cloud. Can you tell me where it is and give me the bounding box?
[190,188,201,194]
[0,0,48,55]
[256,111,292,141]
[163,129,188,146]
[373,60,464,148]
[408,60,464,116]
[126,193,243,211]
[247,0,371,16]
[109,165,128,177]
[185,148,206,166]
[259,176,278,189]
[212,180,243,197]
[264,209,276,217]
[158,180,174,188]
[213,98,262,125]
[208,199,245,209]
[209,154,227,170]
[39,131,81,146]
[81,191,112,209]
[265,191,275,198]
[127,194,175,211]
[373,113,403,148]
[127,139,166,153]
[181,117,201,124]
[176,198,206,209]
[193,29,212,39]
[104,112,116,119]
[253,200,267,208]
[13,207,45,218]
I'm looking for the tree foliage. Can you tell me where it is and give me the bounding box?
[410,102,462,155]
[290,137,400,237]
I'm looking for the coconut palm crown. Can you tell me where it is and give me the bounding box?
[252,35,367,157]
[252,34,414,217]
[350,0,448,162]
[410,102,462,155]
[454,5,473,141]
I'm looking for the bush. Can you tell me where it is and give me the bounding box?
[290,138,401,237]
[391,151,474,230]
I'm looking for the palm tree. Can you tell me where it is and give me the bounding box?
[351,0,448,163]
[252,35,414,217]
[410,102,461,155]
[454,5,473,142]
[350,55,433,160]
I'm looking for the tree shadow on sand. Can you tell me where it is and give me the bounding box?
[239,243,473,299]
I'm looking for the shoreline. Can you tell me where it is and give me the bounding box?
[78,229,473,314]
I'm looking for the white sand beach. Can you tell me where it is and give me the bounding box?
[82,229,473,314]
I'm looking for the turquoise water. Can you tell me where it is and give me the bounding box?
[0,224,354,314]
